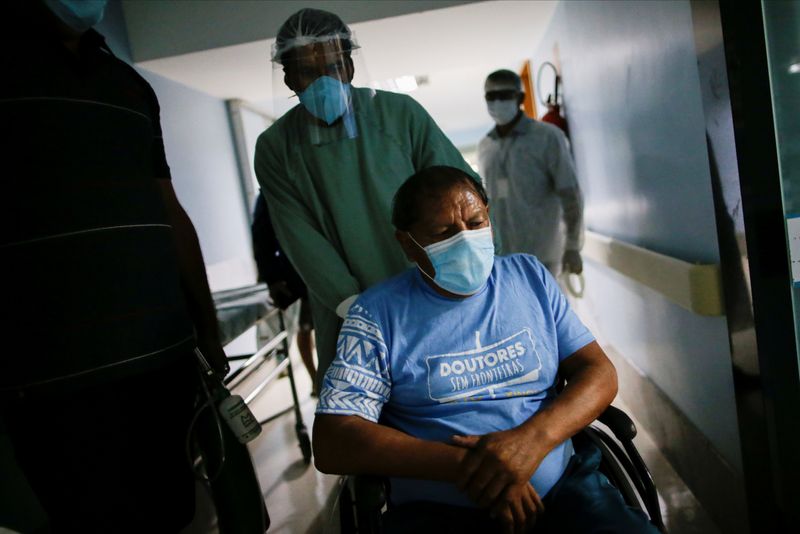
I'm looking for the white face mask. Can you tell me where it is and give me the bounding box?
[487,99,519,126]
[408,227,495,296]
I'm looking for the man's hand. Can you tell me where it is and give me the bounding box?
[562,249,583,274]
[490,482,544,534]
[197,338,229,377]
[452,428,546,508]
[268,280,297,310]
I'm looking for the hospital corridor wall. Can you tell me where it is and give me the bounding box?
[528,0,799,532]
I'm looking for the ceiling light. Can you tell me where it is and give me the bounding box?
[371,75,428,93]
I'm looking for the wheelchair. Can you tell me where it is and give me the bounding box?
[336,405,666,533]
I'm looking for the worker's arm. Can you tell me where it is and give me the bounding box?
[254,135,360,313]
[157,179,228,374]
[558,187,583,253]
[558,186,584,273]
[547,128,584,273]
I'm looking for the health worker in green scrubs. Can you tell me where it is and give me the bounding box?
[255,8,480,385]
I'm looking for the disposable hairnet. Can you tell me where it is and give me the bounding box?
[272,8,359,63]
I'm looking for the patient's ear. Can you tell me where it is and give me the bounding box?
[396,230,435,277]
[395,230,416,262]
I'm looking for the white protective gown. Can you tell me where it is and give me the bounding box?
[478,115,583,272]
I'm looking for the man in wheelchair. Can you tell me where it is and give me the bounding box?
[314,166,659,533]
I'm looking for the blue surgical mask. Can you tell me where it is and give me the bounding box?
[409,227,495,296]
[44,0,108,32]
[487,99,519,126]
[298,76,351,125]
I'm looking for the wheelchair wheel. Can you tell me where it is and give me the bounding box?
[338,478,357,534]
[585,428,645,511]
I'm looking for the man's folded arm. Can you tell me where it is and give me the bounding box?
[518,341,617,451]
[313,414,466,482]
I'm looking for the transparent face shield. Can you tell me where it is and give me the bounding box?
[270,35,374,145]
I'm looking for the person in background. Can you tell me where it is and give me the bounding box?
[252,191,317,393]
[1,1,228,531]
[255,8,479,386]
[313,166,658,534]
[478,69,584,277]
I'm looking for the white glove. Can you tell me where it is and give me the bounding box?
[335,294,359,318]
[560,272,585,299]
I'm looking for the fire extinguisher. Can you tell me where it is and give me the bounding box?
[537,61,569,137]
[537,61,585,299]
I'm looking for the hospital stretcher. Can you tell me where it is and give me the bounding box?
[213,283,312,463]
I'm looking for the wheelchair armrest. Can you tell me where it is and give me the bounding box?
[597,405,637,442]
[353,475,387,510]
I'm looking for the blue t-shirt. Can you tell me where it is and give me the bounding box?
[316,254,595,507]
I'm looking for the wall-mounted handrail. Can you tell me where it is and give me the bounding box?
[582,230,724,316]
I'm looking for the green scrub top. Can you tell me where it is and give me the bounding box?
[255,88,477,379]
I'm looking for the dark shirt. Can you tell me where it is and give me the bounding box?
[1,20,194,395]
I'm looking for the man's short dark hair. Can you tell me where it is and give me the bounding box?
[392,166,488,231]
[485,69,523,93]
